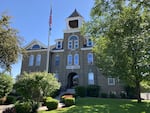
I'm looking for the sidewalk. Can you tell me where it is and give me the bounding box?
[0,104,13,113]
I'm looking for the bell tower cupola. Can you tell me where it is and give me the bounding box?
[64,9,84,33]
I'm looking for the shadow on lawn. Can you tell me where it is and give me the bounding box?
[62,99,150,113]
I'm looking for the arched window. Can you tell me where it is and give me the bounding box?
[74,54,79,65]
[67,54,72,65]
[87,53,93,64]
[68,35,79,49]
[32,44,40,49]
[35,54,41,66]
[28,55,34,66]
[88,72,94,85]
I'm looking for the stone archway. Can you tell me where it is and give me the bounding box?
[67,72,79,88]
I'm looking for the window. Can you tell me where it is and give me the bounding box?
[35,54,41,66]
[74,40,79,49]
[68,41,73,49]
[87,38,93,46]
[32,44,40,49]
[29,55,34,66]
[88,72,94,85]
[108,77,115,85]
[55,55,60,66]
[67,54,72,65]
[74,54,79,65]
[68,35,79,49]
[54,73,59,80]
[87,53,93,64]
[56,41,62,49]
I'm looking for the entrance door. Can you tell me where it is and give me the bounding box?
[68,72,79,88]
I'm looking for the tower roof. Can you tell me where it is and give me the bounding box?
[68,9,82,18]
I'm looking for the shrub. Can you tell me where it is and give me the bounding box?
[15,101,32,113]
[87,85,100,97]
[64,98,75,107]
[61,95,73,103]
[120,92,127,99]
[75,86,86,97]
[2,107,16,113]
[109,92,117,98]
[5,96,16,104]
[101,93,108,98]
[0,96,7,105]
[45,98,58,110]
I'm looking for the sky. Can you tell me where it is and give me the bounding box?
[0,0,94,77]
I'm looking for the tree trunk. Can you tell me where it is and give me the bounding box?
[136,81,141,103]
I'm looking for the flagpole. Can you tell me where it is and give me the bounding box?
[46,5,52,73]
[46,30,50,73]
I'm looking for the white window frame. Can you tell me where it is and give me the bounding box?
[29,55,34,66]
[87,53,93,64]
[35,54,41,66]
[56,41,62,49]
[74,40,79,49]
[74,54,79,65]
[88,72,94,85]
[87,38,93,46]
[108,77,115,85]
[67,54,72,65]
[68,40,73,49]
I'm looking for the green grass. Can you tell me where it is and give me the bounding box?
[39,98,150,113]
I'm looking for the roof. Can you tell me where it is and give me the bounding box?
[68,9,82,18]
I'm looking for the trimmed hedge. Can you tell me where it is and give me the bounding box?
[45,97,58,110]
[87,85,100,97]
[101,93,108,98]
[75,86,86,97]
[64,98,75,107]
[15,101,32,113]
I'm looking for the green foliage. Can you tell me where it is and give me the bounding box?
[45,98,58,110]
[15,100,39,113]
[5,96,16,104]
[82,0,150,103]
[101,93,108,98]
[87,85,100,97]
[109,92,117,98]
[75,86,86,97]
[0,15,23,72]
[141,81,150,92]
[0,73,13,98]
[14,72,60,102]
[64,97,75,107]
[15,101,32,113]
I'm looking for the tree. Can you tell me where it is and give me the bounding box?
[0,15,23,72]
[82,0,150,102]
[0,73,13,98]
[14,72,61,102]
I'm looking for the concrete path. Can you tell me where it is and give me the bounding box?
[0,104,14,113]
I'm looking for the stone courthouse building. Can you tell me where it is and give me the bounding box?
[21,10,124,95]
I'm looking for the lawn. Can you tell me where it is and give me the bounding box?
[39,98,150,113]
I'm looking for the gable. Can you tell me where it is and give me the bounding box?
[24,39,47,50]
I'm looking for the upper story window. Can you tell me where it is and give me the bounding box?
[108,77,115,85]
[68,35,79,49]
[74,54,79,65]
[32,44,40,50]
[87,38,93,47]
[88,72,94,85]
[87,53,93,64]
[35,54,41,66]
[55,55,60,66]
[56,41,62,49]
[29,55,34,66]
[67,54,72,65]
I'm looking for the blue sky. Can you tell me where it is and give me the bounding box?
[0,0,94,77]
